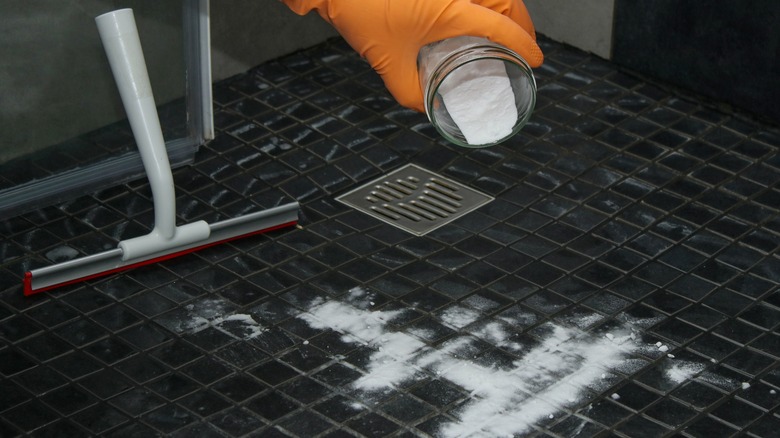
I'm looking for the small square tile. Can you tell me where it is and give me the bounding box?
[109,388,166,417]
[49,350,103,380]
[409,379,466,409]
[582,399,633,428]
[313,395,364,423]
[178,390,232,417]
[141,404,197,434]
[150,341,202,368]
[71,403,129,434]
[347,412,400,437]
[210,407,265,436]
[710,397,764,428]
[279,377,331,404]
[147,373,201,401]
[644,398,697,427]
[380,394,434,422]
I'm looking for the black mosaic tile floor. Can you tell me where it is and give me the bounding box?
[2,36,780,437]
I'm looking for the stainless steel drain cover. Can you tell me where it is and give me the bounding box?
[336,164,493,235]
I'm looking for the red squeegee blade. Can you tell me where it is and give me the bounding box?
[23,220,297,296]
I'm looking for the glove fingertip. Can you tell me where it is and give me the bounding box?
[390,87,426,113]
[526,42,544,68]
[380,72,426,113]
[493,27,545,68]
[439,4,544,68]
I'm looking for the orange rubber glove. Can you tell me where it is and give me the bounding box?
[282,0,543,112]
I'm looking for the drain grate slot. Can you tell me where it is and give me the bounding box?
[337,164,493,235]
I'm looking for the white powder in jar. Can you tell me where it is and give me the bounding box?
[421,36,518,146]
[439,58,517,145]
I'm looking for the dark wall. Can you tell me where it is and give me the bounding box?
[0,1,185,163]
[612,1,780,124]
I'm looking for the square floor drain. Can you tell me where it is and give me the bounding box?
[336,164,494,236]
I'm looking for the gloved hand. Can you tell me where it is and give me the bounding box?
[282,0,543,112]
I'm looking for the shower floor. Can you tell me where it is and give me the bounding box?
[2,36,780,437]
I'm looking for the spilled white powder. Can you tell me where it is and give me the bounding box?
[617,312,665,330]
[296,297,755,436]
[45,245,79,262]
[187,313,266,340]
[221,314,266,339]
[439,59,517,145]
[566,312,604,329]
[179,297,266,340]
[696,367,744,391]
[299,300,646,437]
[666,361,706,384]
[471,321,523,352]
[439,306,481,329]
[301,299,420,391]
[186,297,234,319]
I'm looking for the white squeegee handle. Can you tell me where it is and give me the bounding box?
[96,9,210,261]
[96,9,173,237]
[22,8,299,295]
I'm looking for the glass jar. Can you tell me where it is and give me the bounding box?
[418,36,536,148]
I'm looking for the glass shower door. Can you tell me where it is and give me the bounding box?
[0,0,213,218]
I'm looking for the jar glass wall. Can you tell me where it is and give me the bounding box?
[418,36,536,148]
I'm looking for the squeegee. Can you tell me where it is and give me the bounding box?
[23,9,299,296]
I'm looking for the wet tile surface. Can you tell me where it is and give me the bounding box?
[2,37,780,437]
